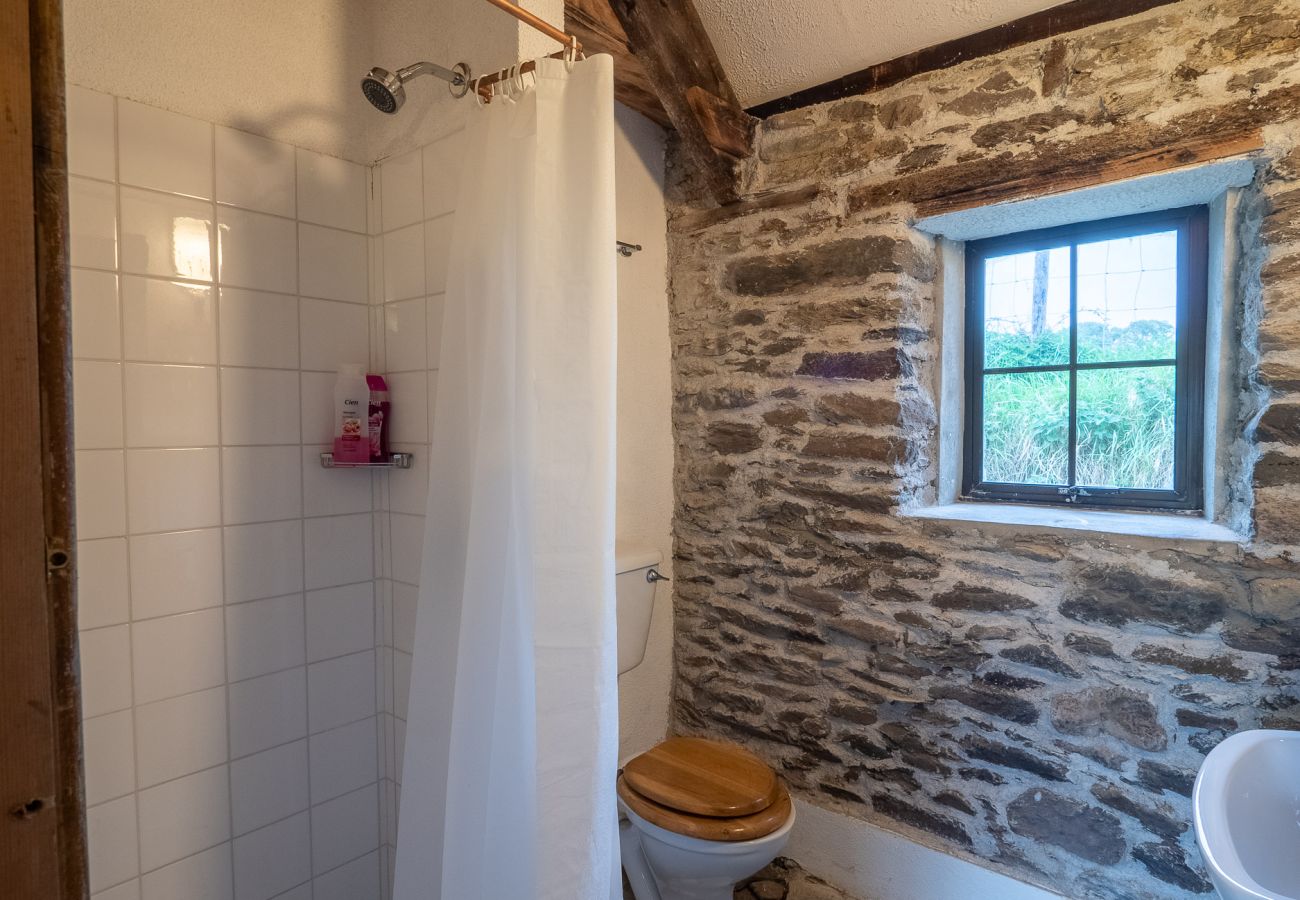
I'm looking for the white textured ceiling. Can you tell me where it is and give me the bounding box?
[694,0,1072,108]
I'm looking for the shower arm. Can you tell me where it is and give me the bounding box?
[398,61,468,88]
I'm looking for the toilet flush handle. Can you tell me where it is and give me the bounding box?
[646,568,669,584]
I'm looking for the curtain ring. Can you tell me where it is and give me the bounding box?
[472,73,488,107]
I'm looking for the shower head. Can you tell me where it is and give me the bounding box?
[362,67,405,114]
[361,61,471,114]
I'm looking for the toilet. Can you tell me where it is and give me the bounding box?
[614,549,795,899]
[616,736,795,900]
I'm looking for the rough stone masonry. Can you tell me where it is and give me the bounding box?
[663,2,1300,897]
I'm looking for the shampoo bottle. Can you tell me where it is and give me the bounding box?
[333,363,371,464]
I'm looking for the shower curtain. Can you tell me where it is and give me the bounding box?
[392,55,619,900]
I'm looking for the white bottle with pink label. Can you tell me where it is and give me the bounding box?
[332,363,371,464]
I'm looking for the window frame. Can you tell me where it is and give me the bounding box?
[962,206,1209,512]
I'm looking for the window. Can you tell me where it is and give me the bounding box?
[963,207,1208,511]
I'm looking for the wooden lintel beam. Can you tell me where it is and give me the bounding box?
[604,0,756,204]
[565,0,670,128]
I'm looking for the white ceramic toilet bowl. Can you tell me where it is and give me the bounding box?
[618,793,795,900]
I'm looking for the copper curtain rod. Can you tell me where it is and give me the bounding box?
[480,0,582,53]
[473,0,583,99]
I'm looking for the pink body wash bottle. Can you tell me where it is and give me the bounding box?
[367,375,390,463]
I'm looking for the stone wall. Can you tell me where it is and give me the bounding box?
[664,2,1300,897]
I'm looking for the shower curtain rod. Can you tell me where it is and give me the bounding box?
[480,0,582,54]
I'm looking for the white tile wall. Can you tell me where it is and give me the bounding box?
[71,88,381,900]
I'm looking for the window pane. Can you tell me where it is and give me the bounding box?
[982,370,1069,485]
[982,246,1070,369]
[1076,366,1176,490]
[1077,230,1178,363]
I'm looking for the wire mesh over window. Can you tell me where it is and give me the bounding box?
[962,207,1208,511]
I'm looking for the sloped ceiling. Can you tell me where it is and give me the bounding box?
[693,0,1071,108]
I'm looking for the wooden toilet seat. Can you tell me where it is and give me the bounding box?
[617,737,791,842]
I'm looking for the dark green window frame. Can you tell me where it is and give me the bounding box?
[962,206,1209,511]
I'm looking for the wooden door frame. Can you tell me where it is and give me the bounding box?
[1,0,88,897]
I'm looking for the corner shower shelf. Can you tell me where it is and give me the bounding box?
[320,451,414,469]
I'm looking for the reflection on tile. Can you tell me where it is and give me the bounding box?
[120,187,213,281]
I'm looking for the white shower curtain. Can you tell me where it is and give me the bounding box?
[392,54,619,900]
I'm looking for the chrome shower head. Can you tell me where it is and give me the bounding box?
[361,61,471,114]
[361,67,405,114]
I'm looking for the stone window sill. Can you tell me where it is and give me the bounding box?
[904,501,1244,544]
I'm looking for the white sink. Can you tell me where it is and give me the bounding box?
[1195,730,1300,900]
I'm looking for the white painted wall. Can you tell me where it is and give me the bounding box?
[612,105,674,761]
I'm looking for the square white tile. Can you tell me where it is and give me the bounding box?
[118,100,212,199]
[307,650,375,734]
[427,293,445,369]
[216,127,295,219]
[74,361,124,450]
[295,149,366,233]
[387,513,425,587]
[129,528,223,619]
[309,717,377,804]
[217,207,296,294]
[70,177,119,270]
[299,372,335,447]
[119,186,213,282]
[134,686,228,788]
[218,288,299,369]
[304,513,373,591]
[71,269,121,360]
[300,298,368,372]
[233,811,311,900]
[228,667,307,758]
[422,133,462,221]
[79,624,133,717]
[381,223,424,303]
[220,368,300,445]
[309,784,378,875]
[385,372,427,444]
[121,275,217,364]
[392,650,412,723]
[82,709,136,806]
[222,520,304,604]
[382,297,425,373]
[230,740,309,836]
[131,607,226,704]
[67,86,116,182]
[77,537,130,630]
[299,225,367,304]
[141,842,233,900]
[137,765,230,871]
[391,582,418,655]
[87,794,139,893]
[226,593,305,682]
[221,445,303,525]
[313,849,380,900]
[386,446,428,516]
[123,364,219,447]
[75,449,127,540]
[424,213,454,295]
[305,582,374,663]
[126,448,221,533]
[379,149,422,232]
[301,446,373,518]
